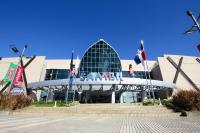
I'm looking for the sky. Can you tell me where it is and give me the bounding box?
[0,0,199,60]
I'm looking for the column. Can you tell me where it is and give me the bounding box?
[78,91,82,102]
[111,91,115,104]
[120,93,124,103]
[142,91,148,101]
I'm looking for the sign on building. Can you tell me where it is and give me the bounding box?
[4,63,18,82]
[10,87,24,96]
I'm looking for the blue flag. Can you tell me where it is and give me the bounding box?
[134,54,141,64]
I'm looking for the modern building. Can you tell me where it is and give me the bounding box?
[0,39,199,103]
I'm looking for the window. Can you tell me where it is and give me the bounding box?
[45,69,69,80]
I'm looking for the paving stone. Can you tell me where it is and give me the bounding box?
[0,113,200,133]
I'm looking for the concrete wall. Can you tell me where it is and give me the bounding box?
[151,62,163,81]
[158,55,200,91]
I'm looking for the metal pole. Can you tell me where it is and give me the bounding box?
[72,76,76,102]
[46,73,52,102]
[20,45,28,95]
[187,11,200,32]
[142,61,150,98]
[9,45,27,95]
[145,61,155,101]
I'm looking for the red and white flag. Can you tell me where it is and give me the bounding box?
[140,40,146,60]
[134,40,147,65]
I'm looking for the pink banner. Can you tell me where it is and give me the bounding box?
[13,67,24,86]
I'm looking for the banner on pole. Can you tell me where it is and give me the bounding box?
[13,66,24,86]
[3,63,18,82]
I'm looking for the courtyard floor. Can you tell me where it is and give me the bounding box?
[0,111,200,133]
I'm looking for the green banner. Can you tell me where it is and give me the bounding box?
[4,63,18,82]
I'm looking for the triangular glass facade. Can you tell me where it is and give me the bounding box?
[78,40,122,77]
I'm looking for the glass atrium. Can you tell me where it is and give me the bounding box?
[78,40,122,77]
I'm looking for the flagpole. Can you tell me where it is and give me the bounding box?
[142,61,151,99]
[68,50,74,102]
[145,60,155,101]
[72,77,76,102]
[141,39,155,101]
[140,40,150,99]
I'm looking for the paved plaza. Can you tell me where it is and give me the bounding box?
[0,112,200,133]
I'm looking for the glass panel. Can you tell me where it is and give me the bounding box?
[45,69,69,80]
[78,40,122,76]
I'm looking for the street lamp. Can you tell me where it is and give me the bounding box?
[186,11,192,17]
[9,44,28,95]
[185,11,200,52]
[185,11,200,34]
[11,47,19,53]
[10,44,28,57]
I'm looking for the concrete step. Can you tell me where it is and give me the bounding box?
[13,104,180,117]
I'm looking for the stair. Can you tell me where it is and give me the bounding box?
[14,103,179,117]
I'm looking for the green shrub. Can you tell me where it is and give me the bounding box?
[172,90,200,111]
[143,99,160,106]
[32,101,79,107]
[0,93,32,110]
[161,99,173,106]
[32,101,55,107]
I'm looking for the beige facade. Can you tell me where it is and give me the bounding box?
[157,55,200,91]
[120,60,155,71]
[0,54,199,92]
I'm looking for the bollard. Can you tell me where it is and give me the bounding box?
[159,98,162,106]
[54,101,57,107]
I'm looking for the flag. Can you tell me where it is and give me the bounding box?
[134,54,142,64]
[134,40,147,64]
[139,40,146,60]
[75,55,79,75]
[70,51,74,72]
[13,66,24,87]
[197,44,200,52]
[70,51,76,76]
[128,64,134,75]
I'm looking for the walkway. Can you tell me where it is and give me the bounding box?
[0,112,200,133]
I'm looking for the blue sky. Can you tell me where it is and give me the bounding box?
[0,0,199,60]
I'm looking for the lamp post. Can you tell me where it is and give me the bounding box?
[185,11,200,33]
[185,11,200,52]
[10,44,28,95]
[186,11,200,32]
